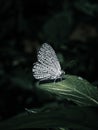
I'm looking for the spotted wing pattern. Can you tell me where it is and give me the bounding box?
[32,43,62,80]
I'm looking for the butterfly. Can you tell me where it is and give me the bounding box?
[32,43,65,81]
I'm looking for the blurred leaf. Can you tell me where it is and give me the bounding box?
[74,0,98,15]
[0,106,98,129]
[42,11,74,45]
[57,53,65,66]
[11,73,32,90]
[37,75,98,106]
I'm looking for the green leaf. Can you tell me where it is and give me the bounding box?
[37,75,98,106]
[0,107,98,129]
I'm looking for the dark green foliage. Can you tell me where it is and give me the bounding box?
[0,107,98,130]
[0,0,98,129]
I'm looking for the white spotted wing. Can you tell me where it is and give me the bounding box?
[32,43,65,81]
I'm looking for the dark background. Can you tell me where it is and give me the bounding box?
[0,0,98,121]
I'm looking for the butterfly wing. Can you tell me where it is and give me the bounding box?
[37,43,61,71]
[32,62,51,80]
[32,43,62,80]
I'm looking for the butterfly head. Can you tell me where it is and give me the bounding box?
[55,70,65,79]
[61,70,65,76]
[58,70,65,79]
